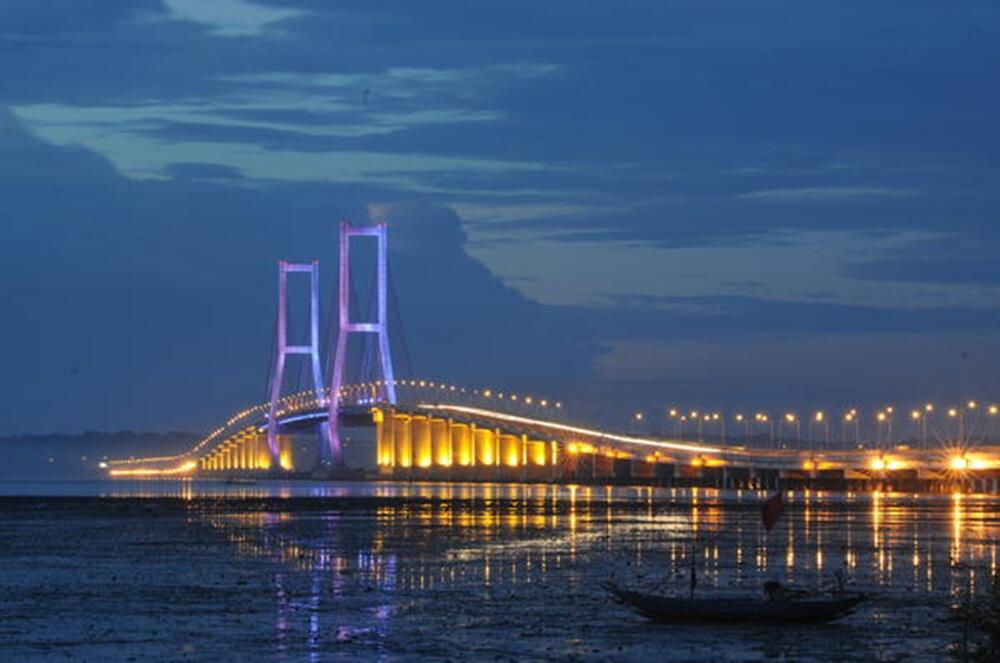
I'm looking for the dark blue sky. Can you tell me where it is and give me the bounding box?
[2,1,999,434]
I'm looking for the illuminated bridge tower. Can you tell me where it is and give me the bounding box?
[327,222,397,465]
[267,260,325,467]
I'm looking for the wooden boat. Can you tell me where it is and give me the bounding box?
[605,582,866,625]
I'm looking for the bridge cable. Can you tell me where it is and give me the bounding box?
[387,263,414,381]
[263,303,279,402]
[360,267,380,398]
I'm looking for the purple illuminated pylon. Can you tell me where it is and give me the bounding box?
[266,260,325,467]
[327,221,397,465]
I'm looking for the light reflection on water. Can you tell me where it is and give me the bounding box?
[197,483,997,659]
[3,481,998,660]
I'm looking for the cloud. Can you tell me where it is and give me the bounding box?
[166,161,246,180]
[737,187,916,203]
[163,0,301,37]
[844,237,1000,286]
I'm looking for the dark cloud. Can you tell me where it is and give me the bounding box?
[601,294,1000,340]
[844,239,1000,286]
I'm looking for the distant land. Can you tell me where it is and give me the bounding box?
[0,432,197,480]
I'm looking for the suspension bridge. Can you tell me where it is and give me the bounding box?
[105,222,1000,493]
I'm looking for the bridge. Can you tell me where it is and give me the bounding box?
[106,222,1000,493]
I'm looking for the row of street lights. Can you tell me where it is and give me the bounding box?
[630,401,999,450]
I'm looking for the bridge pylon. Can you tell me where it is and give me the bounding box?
[327,221,397,465]
[266,260,325,468]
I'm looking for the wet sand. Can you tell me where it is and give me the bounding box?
[0,486,995,661]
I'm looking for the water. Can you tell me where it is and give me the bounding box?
[1,481,996,660]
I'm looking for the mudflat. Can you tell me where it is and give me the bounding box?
[0,486,993,660]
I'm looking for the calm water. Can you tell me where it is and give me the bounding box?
[1,481,997,660]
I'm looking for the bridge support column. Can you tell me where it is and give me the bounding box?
[452,423,472,467]
[413,416,432,469]
[393,413,412,469]
[500,433,520,468]
[375,407,395,469]
[432,418,451,467]
[266,260,325,469]
[328,222,397,466]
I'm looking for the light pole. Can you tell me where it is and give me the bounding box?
[989,404,999,449]
[735,414,750,445]
[844,409,859,448]
[668,408,680,437]
[924,403,934,449]
[967,401,977,446]
[813,411,829,450]
[911,409,926,449]
[885,406,894,448]
[948,407,961,445]
[784,413,799,449]
[876,411,887,449]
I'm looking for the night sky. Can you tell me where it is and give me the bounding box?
[2,1,999,435]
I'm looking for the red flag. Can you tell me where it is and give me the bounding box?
[761,491,784,531]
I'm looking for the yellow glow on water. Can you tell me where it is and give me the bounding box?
[951,492,963,563]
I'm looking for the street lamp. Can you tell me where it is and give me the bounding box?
[713,412,725,443]
[668,408,681,437]
[813,411,829,449]
[884,406,894,447]
[876,411,887,449]
[736,413,750,445]
[844,409,860,448]
[756,413,774,448]
[784,413,799,448]
[947,407,962,445]
[911,409,927,449]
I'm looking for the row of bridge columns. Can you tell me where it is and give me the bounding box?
[375,408,556,471]
[199,429,293,472]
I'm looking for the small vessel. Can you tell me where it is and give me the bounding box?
[605,582,866,625]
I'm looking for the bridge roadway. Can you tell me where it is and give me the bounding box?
[106,397,1000,493]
